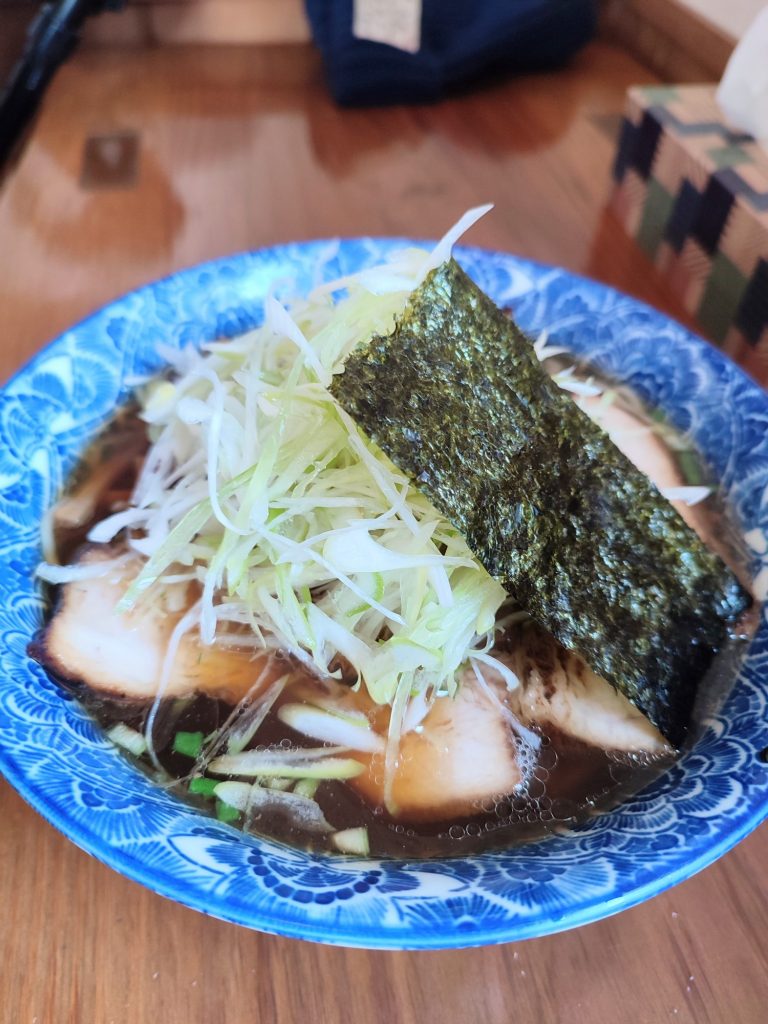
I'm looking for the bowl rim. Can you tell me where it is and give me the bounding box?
[1,237,767,949]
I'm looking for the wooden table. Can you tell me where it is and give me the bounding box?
[1,41,765,1024]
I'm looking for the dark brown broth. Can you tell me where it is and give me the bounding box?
[73,681,675,857]
[41,380,756,858]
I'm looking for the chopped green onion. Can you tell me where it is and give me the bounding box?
[331,827,370,855]
[216,800,241,823]
[106,723,148,758]
[293,778,320,799]
[188,776,219,796]
[214,781,253,810]
[173,731,204,758]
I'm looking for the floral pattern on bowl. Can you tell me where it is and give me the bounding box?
[1,240,766,949]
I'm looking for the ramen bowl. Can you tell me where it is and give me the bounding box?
[1,240,766,949]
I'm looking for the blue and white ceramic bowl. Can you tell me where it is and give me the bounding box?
[1,240,766,949]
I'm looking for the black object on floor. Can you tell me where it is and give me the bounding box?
[0,1,124,171]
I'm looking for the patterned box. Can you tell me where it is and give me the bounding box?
[612,86,768,385]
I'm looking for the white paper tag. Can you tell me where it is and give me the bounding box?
[353,0,422,54]
[716,6,768,148]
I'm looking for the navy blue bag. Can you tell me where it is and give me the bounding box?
[304,0,597,106]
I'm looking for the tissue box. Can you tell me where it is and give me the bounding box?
[612,85,768,384]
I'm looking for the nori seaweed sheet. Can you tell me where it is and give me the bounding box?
[330,258,751,746]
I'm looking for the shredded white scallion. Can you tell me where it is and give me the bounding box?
[52,207,521,762]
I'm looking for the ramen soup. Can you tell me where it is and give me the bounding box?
[30,218,755,858]
[33,358,755,859]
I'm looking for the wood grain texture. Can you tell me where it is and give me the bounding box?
[600,0,735,81]
[82,0,312,48]
[0,42,766,1024]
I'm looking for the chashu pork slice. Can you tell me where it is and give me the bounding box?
[580,396,717,552]
[350,681,523,821]
[499,623,671,755]
[283,678,523,822]
[36,547,276,704]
